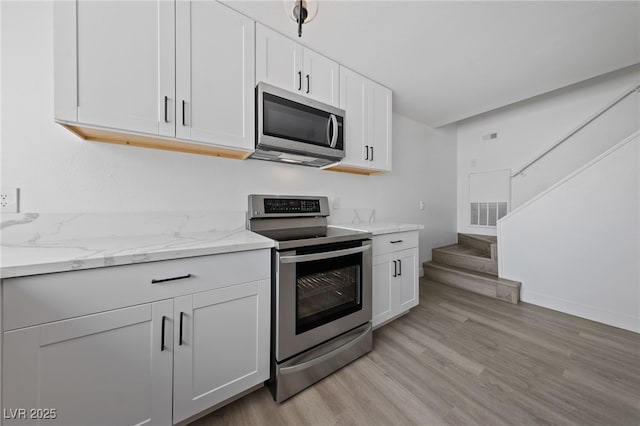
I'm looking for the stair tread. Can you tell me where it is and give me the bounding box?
[424,261,520,288]
[434,244,491,260]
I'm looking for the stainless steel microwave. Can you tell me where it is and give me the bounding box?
[250,82,345,167]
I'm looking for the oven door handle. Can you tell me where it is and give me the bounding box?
[279,323,372,375]
[279,244,370,264]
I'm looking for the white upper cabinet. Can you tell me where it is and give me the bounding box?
[55,0,175,137]
[256,24,339,107]
[334,66,392,173]
[256,24,302,94]
[338,66,368,167]
[54,0,255,154]
[176,1,255,149]
[302,48,340,107]
[368,79,393,171]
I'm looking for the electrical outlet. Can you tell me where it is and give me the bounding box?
[332,196,341,209]
[1,187,20,213]
[419,200,426,211]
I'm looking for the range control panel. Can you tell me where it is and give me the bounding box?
[264,198,321,214]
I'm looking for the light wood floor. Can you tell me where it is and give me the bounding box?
[191,279,640,426]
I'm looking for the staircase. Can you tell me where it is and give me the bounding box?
[423,233,521,304]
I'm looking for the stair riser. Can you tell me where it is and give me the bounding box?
[424,265,495,298]
[457,233,495,259]
[424,265,519,304]
[432,250,498,275]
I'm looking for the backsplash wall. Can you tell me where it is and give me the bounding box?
[1,1,458,264]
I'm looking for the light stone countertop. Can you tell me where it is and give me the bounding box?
[0,212,274,279]
[331,222,424,236]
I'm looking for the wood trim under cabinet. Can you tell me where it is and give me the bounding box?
[61,123,252,160]
[323,164,385,176]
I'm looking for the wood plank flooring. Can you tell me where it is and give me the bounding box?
[191,279,640,426]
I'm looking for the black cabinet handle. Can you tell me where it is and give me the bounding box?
[365,145,369,160]
[398,259,402,276]
[160,315,167,351]
[163,96,168,123]
[182,100,186,126]
[390,240,403,244]
[306,74,310,94]
[393,260,397,277]
[151,273,192,284]
[370,146,374,161]
[179,312,185,346]
[298,71,302,91]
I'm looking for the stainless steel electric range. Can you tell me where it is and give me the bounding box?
[247,194,373,402]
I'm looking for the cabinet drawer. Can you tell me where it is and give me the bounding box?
[373,231,419,256]
[2,249,270,331]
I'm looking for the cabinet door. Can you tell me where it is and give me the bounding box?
[368,80,393,171]
[173,280,270,424]
[256,24,303,93]
[397,248,419,312]
[2,301,173,426]
[372,254,395,329]
[339,66,367,167]
[303,48,340,107]
[71,0,175,136]
[176,1,255,149]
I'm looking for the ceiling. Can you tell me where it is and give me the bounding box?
[223,1,640,128]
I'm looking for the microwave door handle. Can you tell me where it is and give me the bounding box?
[280,245,370,264]
[327,114,338,148]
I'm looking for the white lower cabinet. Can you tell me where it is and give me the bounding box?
[3,301,174,426]
[372,232,419,328]
[1,250,270,426]
[373,256,394,326]
[172,281,270,424]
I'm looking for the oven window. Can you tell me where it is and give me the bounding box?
[296,251,362,334]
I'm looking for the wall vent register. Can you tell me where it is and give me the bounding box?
[470,201,508,227]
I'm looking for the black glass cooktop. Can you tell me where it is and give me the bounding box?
[253,226,371,250]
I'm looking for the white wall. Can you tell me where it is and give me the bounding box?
[457,64,640,235]
[0,1,458,265]
[498,134,639,332]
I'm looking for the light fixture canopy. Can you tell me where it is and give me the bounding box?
[284,0,318,37]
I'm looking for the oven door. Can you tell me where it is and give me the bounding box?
[275,239,372,362]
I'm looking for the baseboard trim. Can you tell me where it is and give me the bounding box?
[523,290,639,333]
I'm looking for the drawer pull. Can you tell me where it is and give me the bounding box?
[151,273,192,284]
[390,240,403,244]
